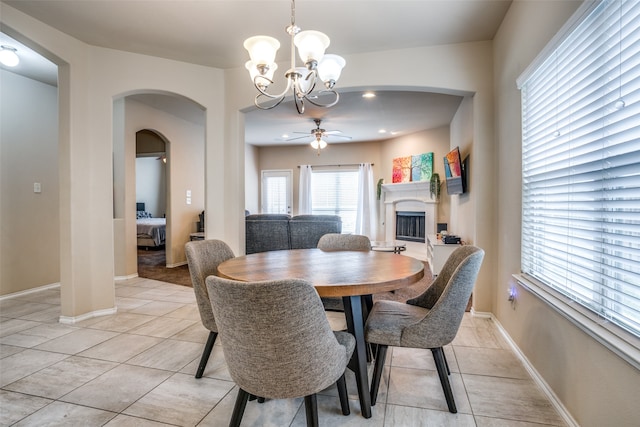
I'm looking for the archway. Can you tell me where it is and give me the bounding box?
[112,92,205,280]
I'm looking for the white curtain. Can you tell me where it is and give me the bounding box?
[298,165,312,215]
[355,163,377,239]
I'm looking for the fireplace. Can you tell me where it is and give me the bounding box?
[381,181,437,260]
[396,211,426,243]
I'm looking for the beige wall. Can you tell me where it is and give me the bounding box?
[494,1,640,425]
[0,70,59,294]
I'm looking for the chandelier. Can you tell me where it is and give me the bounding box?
[243,0,346,114]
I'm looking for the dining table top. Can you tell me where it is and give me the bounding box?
[217,248,425,297]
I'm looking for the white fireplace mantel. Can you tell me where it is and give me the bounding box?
[381,182,437,256]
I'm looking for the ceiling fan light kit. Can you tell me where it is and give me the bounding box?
[287,118,352,155]
[243,0,346,114]
[0,45,19,67]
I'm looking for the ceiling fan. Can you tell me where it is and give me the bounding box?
[287,118,352,154]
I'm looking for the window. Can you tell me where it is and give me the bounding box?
[311,169,359,234]
[519,0,640,337]
[261,170,292,214]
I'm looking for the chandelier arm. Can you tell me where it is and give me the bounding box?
[253,75,293,100]
[254,93,286,110]
[304,89,340,108]
[294,95,305,114]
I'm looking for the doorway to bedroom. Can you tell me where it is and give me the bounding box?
[136,129,168,276]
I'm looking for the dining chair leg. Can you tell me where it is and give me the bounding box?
[230,388,250,427]
[431,347,457,413]
[370,344,388,406]
[443,350,451,375]
[336,373,350,415]
[195,331,217,378]
[304,394,319,427]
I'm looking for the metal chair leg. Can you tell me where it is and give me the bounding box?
[195,331,217,378]
[336,373,350,415]
[432,347,457,413]
[370,344,388,406]
[304,394,319,427]
[230,388,250,427]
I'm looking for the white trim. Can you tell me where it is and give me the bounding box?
[166,261,187,268]
[0,282,60,300]
[514,274,640,371]
[114,273,138,281]
[489,313,580,427]
[516,0,600,88]
[59,306,117,324]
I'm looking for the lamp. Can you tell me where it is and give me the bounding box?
[0,45,19,67]
[244,0,346,114]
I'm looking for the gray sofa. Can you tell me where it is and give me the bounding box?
[245,214,342,254]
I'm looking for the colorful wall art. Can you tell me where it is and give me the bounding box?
[411,152,434,182]
[393,152,433,183]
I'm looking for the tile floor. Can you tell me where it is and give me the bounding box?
[1,277,567,426]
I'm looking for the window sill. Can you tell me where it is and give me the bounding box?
[513,274,640,371]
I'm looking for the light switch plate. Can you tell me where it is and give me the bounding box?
[34,182,42,193]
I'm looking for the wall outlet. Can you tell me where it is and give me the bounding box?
[34,182,42,193]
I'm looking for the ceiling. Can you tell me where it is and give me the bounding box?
[1,0,512,147]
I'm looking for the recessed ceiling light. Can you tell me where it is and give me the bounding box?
[362,92,376,98]
[378,129,387,134]
[282,134,289,139]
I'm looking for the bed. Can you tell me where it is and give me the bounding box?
[136,204,166,248]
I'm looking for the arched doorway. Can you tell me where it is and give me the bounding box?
[112,92,205,280]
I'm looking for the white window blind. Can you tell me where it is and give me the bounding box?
[520,0,640,337]
[311,169,358,234]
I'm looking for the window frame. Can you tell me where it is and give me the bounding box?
[517,0,640,369]
[309,167,359,234]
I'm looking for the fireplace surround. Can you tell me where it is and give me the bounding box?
[382,182,437,259]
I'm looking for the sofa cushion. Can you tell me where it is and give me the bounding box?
[289,215,342,250]
[245,214,291,254]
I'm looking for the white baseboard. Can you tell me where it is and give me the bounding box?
[166,261,187,268]
[0,282,60,301]
[59,306,118,324]
[483,312,579,427]
[114,273,138,281]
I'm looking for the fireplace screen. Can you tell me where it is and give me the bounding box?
[396,211,426,243]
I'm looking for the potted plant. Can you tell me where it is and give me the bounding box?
[430,173,441,201]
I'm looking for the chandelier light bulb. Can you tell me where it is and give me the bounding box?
[294,30,329,69]
[317,54,346,88]
[246,61,278,87]
[243,36,280,68]
[0,45,19,67]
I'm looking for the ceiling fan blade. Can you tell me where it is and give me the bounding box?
[324,130,343,135]
[325,134,352,140]
[286,135,313,141]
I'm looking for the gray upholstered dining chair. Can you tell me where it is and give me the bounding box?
[317,233,372,251]
[184,239,235,379]
[365,245,484,413]
[317,233,372,314]
[206,275,356,427]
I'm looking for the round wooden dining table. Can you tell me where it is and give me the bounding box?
[217,248,425,419]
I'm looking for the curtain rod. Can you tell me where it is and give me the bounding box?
[297,163,374,168]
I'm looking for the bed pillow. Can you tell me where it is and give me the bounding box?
[136,211,153,219]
